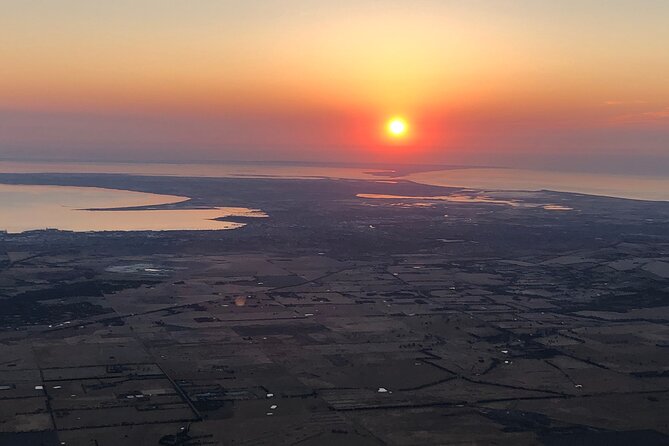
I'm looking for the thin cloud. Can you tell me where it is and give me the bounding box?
[610,106,669,124]
[604,100,648,106]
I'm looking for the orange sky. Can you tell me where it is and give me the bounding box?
[1,1,668,172]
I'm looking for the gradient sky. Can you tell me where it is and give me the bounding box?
[1,0,668,172]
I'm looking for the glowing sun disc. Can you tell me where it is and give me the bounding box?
[387,117,408,138]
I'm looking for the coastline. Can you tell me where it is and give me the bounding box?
[1,160,668,202]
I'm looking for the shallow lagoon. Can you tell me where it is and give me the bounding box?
[0,184,266,233]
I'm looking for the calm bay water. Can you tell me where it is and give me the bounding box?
[0,161,382,181]
[0,184,266,233]
[406,168,669,202]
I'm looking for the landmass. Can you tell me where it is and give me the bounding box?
[0,173,668,445]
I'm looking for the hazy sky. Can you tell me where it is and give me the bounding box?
[1,0,668,172]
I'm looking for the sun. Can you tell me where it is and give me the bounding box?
[386,117,408,138]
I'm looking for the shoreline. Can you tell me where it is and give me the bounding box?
[0,160,668,202]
